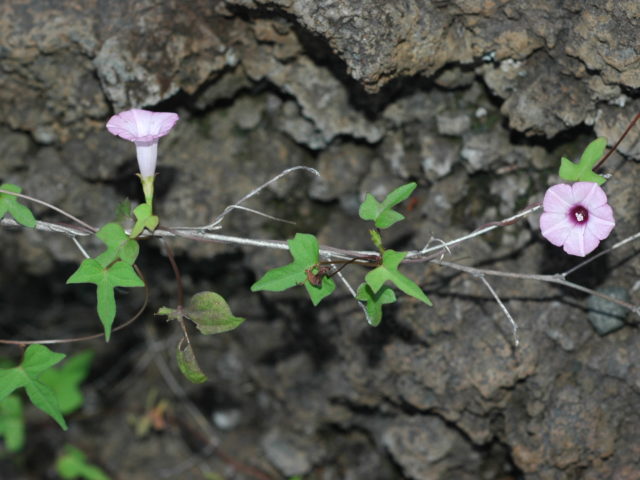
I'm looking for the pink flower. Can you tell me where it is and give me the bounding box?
[106,109,179,178]
[540,182,615,257]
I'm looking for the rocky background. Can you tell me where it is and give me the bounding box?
[1,1,640,479]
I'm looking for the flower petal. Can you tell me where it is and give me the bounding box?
[106,109,179,143]
[563,225,599,257]
[587,205,615,240]
[540,212,573,247]
[571,182,608,209]
[543,184,573,213]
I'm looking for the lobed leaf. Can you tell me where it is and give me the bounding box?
[558,137,607,185]
[365,249,432,306]
[358,182,417,229]
[0,345,67,430]
[67,260,144,341]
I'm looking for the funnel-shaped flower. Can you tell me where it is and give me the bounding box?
[540,182,615,257]
[106,109,179,179]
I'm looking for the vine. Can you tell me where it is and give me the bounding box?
[0,108,639,457]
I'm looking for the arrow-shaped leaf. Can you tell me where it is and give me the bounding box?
[251,233,335,305]
[0,183,36,228]
[365,249,432,306]
[558,137,607,185]
[358,182,417,229]
[67,259,144,341]
[0,345,67,430]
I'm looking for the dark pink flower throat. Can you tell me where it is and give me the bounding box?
[569,205,589,224]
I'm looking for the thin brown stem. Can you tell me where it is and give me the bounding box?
[161,239,184,308]
[593,112,640,171]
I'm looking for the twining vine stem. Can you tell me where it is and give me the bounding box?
[1,197,638,325]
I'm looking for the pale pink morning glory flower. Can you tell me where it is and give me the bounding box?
[106,109,179,178]
[540,182,615,257]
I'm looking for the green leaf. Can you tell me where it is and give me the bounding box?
[67,259,144,341]
[94,223,140,267]
[56,445,111,480]
[40,351,94,415]
[365,249,432,306]
[358,182,417,229]
[176,339,207,384]
[356,283,396,327]
[0,345,67,430]
[558,137,607,185]
[184,292,246,335]
[250,262,306,292]
[252,233,335,304]
[130,203,159,238]
[0,394,25,452]
[0,183,37,228]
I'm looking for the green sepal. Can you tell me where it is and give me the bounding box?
[0,183,37,228]
[558,137,607,185]
[358,182,417,229]
[365,249,432,306]
[0,345,67,430]
[356,283,396,327]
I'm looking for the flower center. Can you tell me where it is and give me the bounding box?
[570,205,589,224]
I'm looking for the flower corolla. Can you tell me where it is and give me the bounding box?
[540,182,615,257]
[106,109,179,178]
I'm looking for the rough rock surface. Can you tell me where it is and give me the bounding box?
[1,1,639,480]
